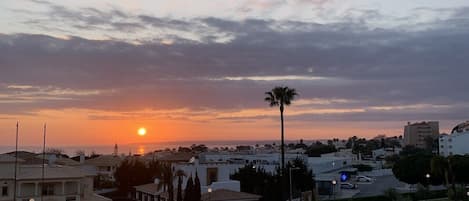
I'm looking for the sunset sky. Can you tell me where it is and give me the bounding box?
[1,0,469,146]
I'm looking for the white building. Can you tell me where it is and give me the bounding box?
[84,155,122,182]
[0,154,110,201]
[404,121,439,149]
[308,156,352,174]
[439,121,469,157]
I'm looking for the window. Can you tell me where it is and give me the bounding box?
[2,186,8,196]
[206,168,218,185]
[449,145,452,149]
[441,145,444,148]
[42,183,55,196]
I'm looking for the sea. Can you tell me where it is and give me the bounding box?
[0,139,316,157]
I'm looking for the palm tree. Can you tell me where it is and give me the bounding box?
[265,86,298,197]
[156,164,183,201]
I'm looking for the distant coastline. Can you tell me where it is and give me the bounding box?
[0,139,322,156]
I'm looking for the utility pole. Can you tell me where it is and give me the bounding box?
[14,122,19,201]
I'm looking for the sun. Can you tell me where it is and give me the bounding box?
[138,127,146,136]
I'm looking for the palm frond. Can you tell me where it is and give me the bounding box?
[264,91,279,106]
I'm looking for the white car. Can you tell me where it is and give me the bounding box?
[356,175,373,182]
[340,182,357,189]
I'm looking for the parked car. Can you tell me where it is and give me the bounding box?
[340,182,357,189]
[356,175,373,182]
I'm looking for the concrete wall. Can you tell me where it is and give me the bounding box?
[174,163,277,188]
[439,132,469,156]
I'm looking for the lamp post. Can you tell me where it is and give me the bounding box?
[289,167,300,201]
[425,173,431,199]
[332,180,337,200]
[208,188,212,201]
[425,173,431,188]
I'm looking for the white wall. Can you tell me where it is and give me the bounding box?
[439,132,469,156]
[173,162,278,188]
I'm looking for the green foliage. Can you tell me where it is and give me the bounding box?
[399,146,428,157]
[230,165,277,200]
[183,176,194,201]
[383,188,399,201]
[177,176,183,201]
[392,152,433,185]
[448,155,469,184]
[114,159,155,194]
[305,144,337,157]
[193,172,201,201]
[447,186,468,201]
[414,184,430,200]
[385,154,400,164]
[431,155,449,186]
[190,144,208,153]
[231,158,314,201]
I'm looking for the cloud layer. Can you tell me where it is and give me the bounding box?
[1,1,469,137]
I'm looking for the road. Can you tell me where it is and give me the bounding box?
[354,175,404,197]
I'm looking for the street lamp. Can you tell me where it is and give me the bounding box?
[208,188,212,201]
[425,173,431,188]
[289,167,300,201]
[332,180,337,200]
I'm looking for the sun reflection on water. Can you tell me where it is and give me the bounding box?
[137,145,145,155]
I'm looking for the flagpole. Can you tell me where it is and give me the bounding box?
[14,121,19,201]
[41,123,46,201]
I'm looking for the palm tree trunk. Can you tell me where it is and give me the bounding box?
[280,104,286,200]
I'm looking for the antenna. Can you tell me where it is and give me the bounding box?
[14,121,19,201]
[41,123,47,201]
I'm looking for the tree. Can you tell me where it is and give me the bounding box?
[400,145,427,156]
[231,158,315,201]
[392,153,433,185]
[184,175,194,201]
[177,175,183,201]
[286,158,315,199]
[264,86,298,199]
[115,159,153,194]
[431,155,449,186]
[448,155,469,184]
[190,144,208,153]
[383,188,399,201]
[194,172,201,201]
[159,164,175,201]
[75,150,85,157]
[305,144,336,157]
[231,165,281,201]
